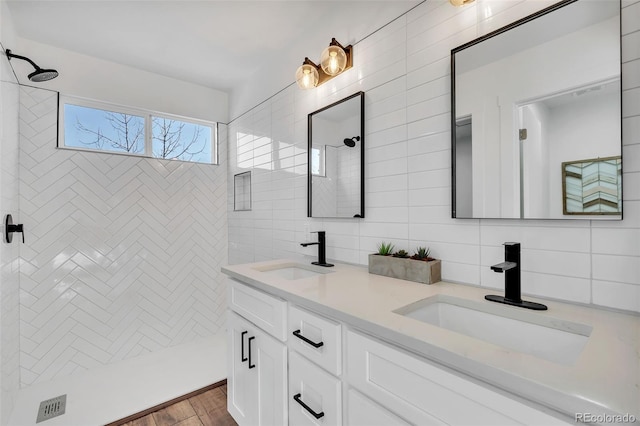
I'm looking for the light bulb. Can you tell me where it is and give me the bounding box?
[321,45,347,77]
[329,52,338,74]
[296,63,319,89]
[449,0,475,6]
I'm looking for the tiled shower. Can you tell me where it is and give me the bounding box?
[0,81,230,422]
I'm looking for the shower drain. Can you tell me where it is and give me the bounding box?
[36,394,66,423]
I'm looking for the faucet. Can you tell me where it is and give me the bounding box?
[485,242,547,310]
[300,231,334,267]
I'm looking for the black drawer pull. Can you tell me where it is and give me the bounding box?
[241,331,248,362]
[292,330,324,348]
[293,393,324,419]
[248,336,256,369]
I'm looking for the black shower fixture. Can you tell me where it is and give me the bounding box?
[5,49,59,82]
[343,136,360,147]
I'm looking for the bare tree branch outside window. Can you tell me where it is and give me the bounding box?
[151,117,206,161]
[75,112,144,153]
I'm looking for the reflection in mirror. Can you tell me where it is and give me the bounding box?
[562,156,621,215]
[451,0,621,219]
[308,92,364,218]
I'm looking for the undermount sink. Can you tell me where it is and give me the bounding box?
[393,295,592,365]
[252,262,334,280]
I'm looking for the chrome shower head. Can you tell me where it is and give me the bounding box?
[5,49,59,82]
[343,136,360,147]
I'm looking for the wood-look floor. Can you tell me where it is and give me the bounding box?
[121,384,237,426]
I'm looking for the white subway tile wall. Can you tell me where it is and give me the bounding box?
[227,0,640,312]
[18,87,228,386]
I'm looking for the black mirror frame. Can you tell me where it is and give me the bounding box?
[450,0,622,220]
[307,91,365,218]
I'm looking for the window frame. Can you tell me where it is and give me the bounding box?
[58,95,219,165]
[310,145,326,177]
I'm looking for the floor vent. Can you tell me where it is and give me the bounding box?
[36,394,66,423]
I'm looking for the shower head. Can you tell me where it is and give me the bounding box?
[28,68,59,82]
[343,136,360,147]
[5,49,59,82]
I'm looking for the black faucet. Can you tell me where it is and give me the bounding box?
[300,231,334,267]
[485,242,547,310]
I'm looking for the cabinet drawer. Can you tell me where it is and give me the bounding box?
[228,278,287,341]
[346,330,569,426]
[288,305,342,375]
[289,351,342,426]
[346,389,410,426]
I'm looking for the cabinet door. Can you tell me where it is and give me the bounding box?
[228,311,288,426]
[346,388,410,426]
[227,311,257,425]
[346,330,570,426]
[253,319,288,426]
[289,351,341,426]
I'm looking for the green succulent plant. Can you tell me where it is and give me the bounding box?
[414,246,431,260]
[393,249,410,258]
[377,242,395,256]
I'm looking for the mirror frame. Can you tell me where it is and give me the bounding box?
[450,0,622,220]
[307,91,365,218]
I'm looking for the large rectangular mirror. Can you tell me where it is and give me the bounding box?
[451,0,621,219]
[308,91,364,218]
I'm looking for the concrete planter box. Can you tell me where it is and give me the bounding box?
[368,254,441,285]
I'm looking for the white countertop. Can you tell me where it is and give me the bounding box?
[222,259,640,422]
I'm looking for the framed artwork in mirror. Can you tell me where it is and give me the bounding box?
[562,156,621,215]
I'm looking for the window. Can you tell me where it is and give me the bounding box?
[311,145,325,176]
[60,96,218,164]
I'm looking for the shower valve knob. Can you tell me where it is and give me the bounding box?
[4,214,24,244]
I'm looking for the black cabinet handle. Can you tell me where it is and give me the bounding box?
[293,393,324,419]
[293,330,324,348]
[248,336,255,369]
[241,331,248,362]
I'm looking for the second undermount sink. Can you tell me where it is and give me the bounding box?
[393,295,592,365]
[252,262,334,280]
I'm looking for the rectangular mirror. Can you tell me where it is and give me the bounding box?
[451,0,621,219]
[308,91,364,218]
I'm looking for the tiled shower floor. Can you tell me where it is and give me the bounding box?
[8,333,227,426]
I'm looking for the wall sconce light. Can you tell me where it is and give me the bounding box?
[449,0,475,6]
[296,38,353,89]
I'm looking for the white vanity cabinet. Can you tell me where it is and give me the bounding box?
[225,275,572,426]
[345,330,570,426]
[226,279,288,426]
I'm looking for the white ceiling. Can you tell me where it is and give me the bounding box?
[6,0,421,94]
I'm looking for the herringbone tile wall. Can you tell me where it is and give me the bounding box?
[18,86,228,386]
